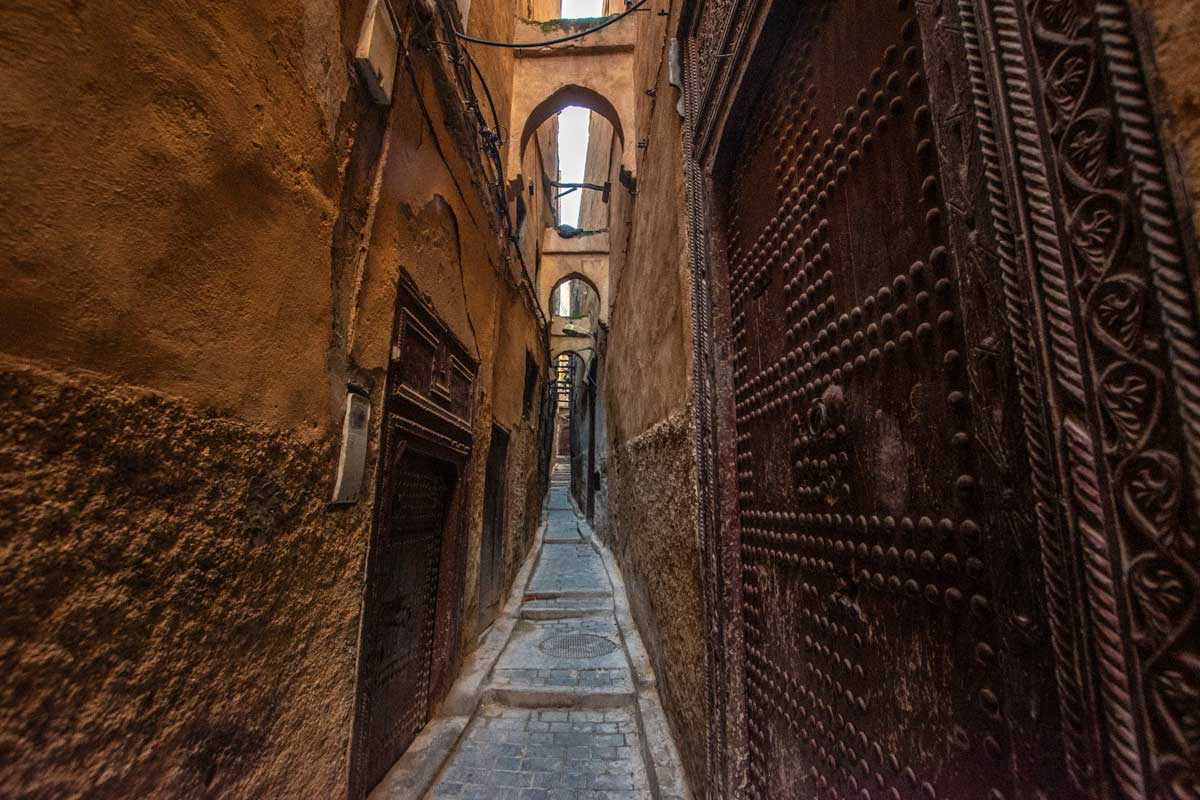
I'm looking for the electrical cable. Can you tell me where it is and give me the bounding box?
[452,0,649,48]
[422,0,645,336]
[455,40,550,334]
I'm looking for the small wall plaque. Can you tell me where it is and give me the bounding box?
[355,0,400,105]
[331,390,372,504]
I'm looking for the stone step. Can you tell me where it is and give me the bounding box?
[521,597,614,620]
[480,686,634,709]
[523,590,611,601]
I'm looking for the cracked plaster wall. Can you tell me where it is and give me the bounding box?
[0,0,546,797]
[599,0,706,792]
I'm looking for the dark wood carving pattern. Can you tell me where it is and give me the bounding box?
[694,0,736,94]
[972,0,1200,793]
[953,0,1102,788]
[349,269,478,799]
[680,0,1200,794]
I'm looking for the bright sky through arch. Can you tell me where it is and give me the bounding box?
[557,105,592,228]
[555,0,606,227]
[560,0,604,18]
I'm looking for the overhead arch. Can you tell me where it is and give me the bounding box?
[508,44,637,182]
[518,85,625,169]
[548,272,601,315]
[550,344,596,369]
[539,247,610,323]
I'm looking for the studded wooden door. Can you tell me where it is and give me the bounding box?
[683,0,1200,797]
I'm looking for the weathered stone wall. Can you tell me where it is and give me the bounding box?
[0,360,368,798]
[606,407,704,789]
[599,0,706,792]
[0,0,547,797]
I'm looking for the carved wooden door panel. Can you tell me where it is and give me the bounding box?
[349,269,478,799]
[683,0,1200,798]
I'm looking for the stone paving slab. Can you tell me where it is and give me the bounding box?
[521,597,613,620]
[425,705,650,800]
[527,544,609,598]
[547,488,573,511]
[491,618,631,696]
[546,509,579,526]
[544,511,581,543]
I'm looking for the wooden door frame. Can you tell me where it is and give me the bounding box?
[680,0,1200,796]
[347,268,479,800]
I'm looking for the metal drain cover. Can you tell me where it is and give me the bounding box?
[539,633,618,659]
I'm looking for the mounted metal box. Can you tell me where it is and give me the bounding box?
[355,0,399,105]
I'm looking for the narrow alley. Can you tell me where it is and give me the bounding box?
[3,0,1200,798]
[369,461,689,799]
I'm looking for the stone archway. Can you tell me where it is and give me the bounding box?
[550,345,595,370]
[506,14,636,180]
[547,271,601,316]
[518,85,625,174]
[538,228,610,321]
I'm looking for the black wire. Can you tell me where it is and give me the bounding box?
[452,0,649,48]
[453,41,550,334]
[463,46,504,144]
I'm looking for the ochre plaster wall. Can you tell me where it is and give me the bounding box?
[598,0,706,791]
[578,113,616,231]
[0,0,547,796]
[516,114,558,280]
[505,16,636,180]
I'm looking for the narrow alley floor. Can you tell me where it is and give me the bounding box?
[377,462,691,800]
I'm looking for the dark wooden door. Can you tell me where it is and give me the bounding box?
[479,426,509,631]
[684,0,1200,797]
[351,445,454,794]
[348,269,478,798]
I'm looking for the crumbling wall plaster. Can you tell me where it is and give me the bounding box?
[0,0,548,797]
[600,0,706,793]
[0,360,370,798]
[605,407,705,789]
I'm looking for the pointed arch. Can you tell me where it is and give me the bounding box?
[518,84,625,169]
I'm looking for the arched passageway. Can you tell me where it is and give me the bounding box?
[506,16,637,181]
[539,229,611,321]
[518,86,624,174]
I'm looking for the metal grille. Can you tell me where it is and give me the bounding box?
[539,633,618,659]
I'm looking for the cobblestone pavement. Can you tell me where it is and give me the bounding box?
[526,544,610,597]
[427,707,649,800]
[425,475,660,800]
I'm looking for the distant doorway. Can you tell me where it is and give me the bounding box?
[478,426,510,632]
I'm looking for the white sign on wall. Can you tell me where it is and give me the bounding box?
[331,390,372,504]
